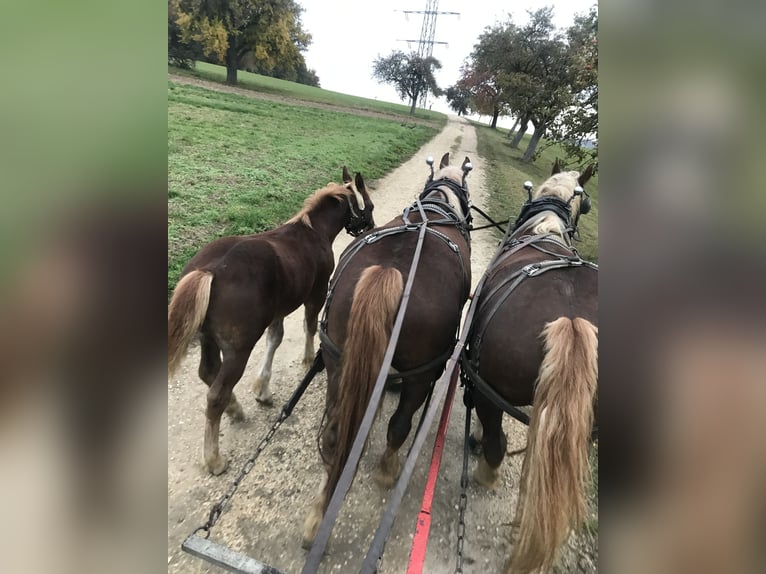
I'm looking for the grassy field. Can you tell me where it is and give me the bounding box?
[169,61,446,123]
[473,124,599,262]
[168,81,442,296]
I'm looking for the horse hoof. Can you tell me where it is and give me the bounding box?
[373,465,398,488]
[255,395,274,407]
[302,511,321,549]
[384,379,402,393]
[207,456,229,476]
[227,409,246,422]
[225,403,246,422]
[473,462,500,490]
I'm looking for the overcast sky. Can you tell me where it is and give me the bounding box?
[299,0,596,121]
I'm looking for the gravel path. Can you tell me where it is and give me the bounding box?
[167,115,596,573]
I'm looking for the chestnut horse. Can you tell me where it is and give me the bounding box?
[168,168,375,475]
[302,152,473,547]
[463,160,597,573]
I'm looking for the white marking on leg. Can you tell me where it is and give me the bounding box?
[204,418,227,475]
[474,418,484,442]
[302,472,328,548]
[253,319,284,405]
[474,455,500,489]
[303,318,315,366]
[225,392,245,421]
[374,446,401,488]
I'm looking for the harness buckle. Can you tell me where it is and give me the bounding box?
[523,262,543,276]
[364,233,379,244]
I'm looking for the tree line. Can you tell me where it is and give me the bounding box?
[168,0,320,87]
[372,7,597,166]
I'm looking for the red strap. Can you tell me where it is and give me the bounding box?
[406,366,460,573]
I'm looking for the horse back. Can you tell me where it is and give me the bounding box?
[327,215,470,372]
[472,246,597,405]
[182,225,334,335]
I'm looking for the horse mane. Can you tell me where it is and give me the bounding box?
[287,182,354,228]
[529,171,582,239]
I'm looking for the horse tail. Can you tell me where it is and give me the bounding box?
[508,317,598,574]
[324,265,403,505]
[168,270,213,378]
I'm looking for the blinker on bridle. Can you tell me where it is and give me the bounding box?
[344,185,370,237]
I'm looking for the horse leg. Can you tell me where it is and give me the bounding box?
[204,346,251,475]
[473,396,506,490]
[302,300,321,369]
[375,373,433,488]
[251,317,284,406]
[469,416,484,455]
[199,334,244,422]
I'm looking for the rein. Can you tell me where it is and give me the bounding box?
[303,199,432,573]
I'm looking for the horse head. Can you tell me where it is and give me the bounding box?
[545,160,596,218]
[422,152,473,222]
[341,166,375,236]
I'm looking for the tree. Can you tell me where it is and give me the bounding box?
[372,51,442,116]
[174,0,312,85]
[547,7,598,165]
[169,0,204,68]
[445,85,470,116]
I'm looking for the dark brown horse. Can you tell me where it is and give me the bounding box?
[168,168,375,475]
[463,161,597,573]
[302,153,473,546]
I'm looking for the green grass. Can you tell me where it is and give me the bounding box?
[472,123,599,262]
[168,81,441,296]
[169,61,446,123]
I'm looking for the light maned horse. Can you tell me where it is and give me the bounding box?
[302,153,473,546]
[168,168,375,475]
[465,161,597,573]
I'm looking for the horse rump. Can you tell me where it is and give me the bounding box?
[167,269,213,377]
[509,317,597,573]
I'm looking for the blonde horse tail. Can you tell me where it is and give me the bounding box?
[168,270,213,378]
[508,317,598,573]
[324,265,403,506]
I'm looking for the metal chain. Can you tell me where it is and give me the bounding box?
[195,408,289,538]
[193,353,324,538]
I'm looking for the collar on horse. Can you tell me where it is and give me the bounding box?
[418,176,472,228]
[512,196,573,238]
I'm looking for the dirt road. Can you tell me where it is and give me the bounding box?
[167,116,596,573]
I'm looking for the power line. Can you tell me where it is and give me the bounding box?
[396,1,460,107]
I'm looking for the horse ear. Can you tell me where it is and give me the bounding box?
[439,152,450,169]
[354,172,366,193]
[551,158,562,175]
[578,164,595,187]
[342,165,352,183]
[461,156,471,170]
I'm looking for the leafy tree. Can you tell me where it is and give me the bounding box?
[445,85,471,116]
[174,0,312,85]
[463,21,519,128]
[168,0,204,68]
[372,51,442,116]
[455,7,597,163]
[546,7,598,165]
